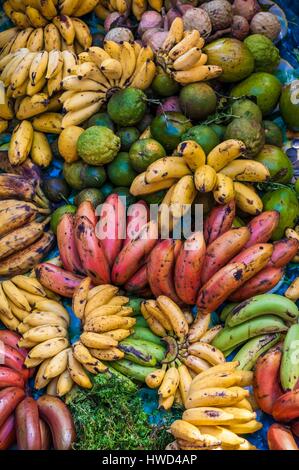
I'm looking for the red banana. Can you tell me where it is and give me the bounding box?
[37,395,76,450]
[0,330,27,358]
[0,342,28,379]
[124,200,149,247]
[97,193,126,266]
[0,415,15,450]
[75,215,110,285]
[244,211,280,248]
[203,199,235,245]
[57,213,84,275]
[268,238,299,268]
[40,419,51,450]
[229,266,284,302]
[35,263,83,298]
[273,390,299,422]
[201,227,250,285]
[112,221,158,285]
[147,238,182,303]
[291,420,299,438]
[76,201,97,227]
[174,231,206,305]
[124,264,148,293]
[0,387,25,428]
[267,423,299,450]
[197,244,273,314]
[0,367,25,390]
[15,397,41,450]
[253,345,283,415]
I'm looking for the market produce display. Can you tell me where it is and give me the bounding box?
[0,0,298,453]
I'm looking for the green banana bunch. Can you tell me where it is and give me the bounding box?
[234,333,282,370]
[280,324,299,391]
[225,294,299,327]
[111,359,157,382]
[212,315,288,352]
[130,326,164,346]
[119,338,166,366]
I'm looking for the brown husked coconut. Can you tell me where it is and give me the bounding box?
[104,27,134,43]
[232,0,261,21]
[231,15,250,40]
[183,7,212,38]
[201,0,233,31]
[250,12,281,41]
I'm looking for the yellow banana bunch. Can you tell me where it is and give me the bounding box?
[156,17,222,85]
[131,139,268,215]
[60,41,156,128]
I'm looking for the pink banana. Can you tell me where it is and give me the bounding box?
[96,193,126,266]
[35,263,84,298]
[124,264,148,293]
[268,238,299,268]
[76,201,97,227]
[229,266,284,302]
[244,211,280,248]
[203,199,236,245]
[124,200,149,247]
[57,213,84,275]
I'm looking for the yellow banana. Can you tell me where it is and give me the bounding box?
[46,377,59,396]
[89,347,124,361]
[85,286,119,314]
[162,17,184,52]
[1,51,29,87]
[61,100,103,128]
[59,0,81,15]
[34,359,52,389]
[0,311,19,332]
[207,139,247,171]
[16,95,49,120]
[226,420,262,434]
[107,296,129,306]
[84,315,136,333]
[190,370,245,393]
[27,76,46,96]
[39,0,57,18]
[0,27,18,50]
[198,426,245,449]
[67,350,92,388]
[170,419,204,442]
[73,0,99,16]
[182,355,210,374]
[0,284,13,319]
[44,23,61,51]
[129,59,156,90]
[100,58,122,80]
[24,325,68,343]
[18,338,38,349]
[32,112,62,134]
[80,331,118,349]
[11,274,46,297]
[10,51,37,89]
[27,28,44,51]
[158,184,177,235]
[168,30,200,60]
[46,49,63,79]
[234,398,253,412]
[173,64,222,85]
[132,0,147,20]
[47,67,63,96]
[221,407,256,424]
[102,329,132,341]
[103,40,121,61]
[145,368,166,389]
[85,305,122,321]
[176,140,206,171]
[72,18,92,49]
[194,164,217,192]
[85,46,110,68]
[158,366,180,399]
[156,296,189,340]
[72,342,107,373]
[25,356,44,369]
[62,75,106,92]
[28,337,69,359]
[234,182,263,215]
[183,407,234,426]
[141,302,166,337]
[118,41,136,87]
[145,157,191,184]
[44,348,69,379]
[17,323,30,335]
[53,15,75,45]
[159,394,175,410]
[10,28,33,52]
[7,300,28,321]
[235,370,253,387]
[8,119,34,165]
[63,91,103,112]
[56,369,74,396]
[31,131,53,168]
[134,46,154,75]
[188,342,225,366]
[130,172,178,196]
[62,49,77,78]
[24,312,67,328]
[0,94,14,120]
[170,174,197,218]
[213,173,235,204]
[178,364,193,406]
[143,300,172,331]
[72,277,91,320]
[173,47,202,71]
[220,159,270,182]
[200,325,223,344]
[34,299,69,325]
[0,119,8,133]
[25,6,48,28]
[186,386,249,409]
[73,61,105,83]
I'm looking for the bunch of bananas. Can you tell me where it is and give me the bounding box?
[139,295,229,410]
[95,0,128,19]
[156,17,222,85]
[60,41,156,127]
[131,139,268,216]
[0,175,53,278]
[3,0,98,26]
[71,280,138,388]
[0,19,91,57]
[167,362,260,451]
[8,120,52,167]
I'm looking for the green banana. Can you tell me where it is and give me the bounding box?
[212,315,288,352]
[135,316,148,328]
[220,303,238,323]
[234,333,281,370]
[112,359,157,382]
[130,326,164,346]
[119,338,166,366]
[128,298,144,316]
[280,324,299,391]
[226,294,299,327]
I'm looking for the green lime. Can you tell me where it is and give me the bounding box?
[117,127,140,151]
[231,98,263,122]
[114,187,136,207]
[182,125,220,155]
[108,88,147,126]
[75,188,104,208]
[129,138,166,173]
[179,83,217,120]
[81,165,107,187]
[262,121,283,147]
[87,112,115,131]
[210,124,226,141]
[255,145,294,183]
[225,118,265,157]
[63,161,106,190]
[63,161,85,190]
[50,204,76,234]
[142,190,167,204]
[107,152,137,187]
[262,187,299,240]
[280,82,299,131]
[151,69,180,97]
[150,112,192,153]
[77,126,120,165]
[101,182,114,199]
